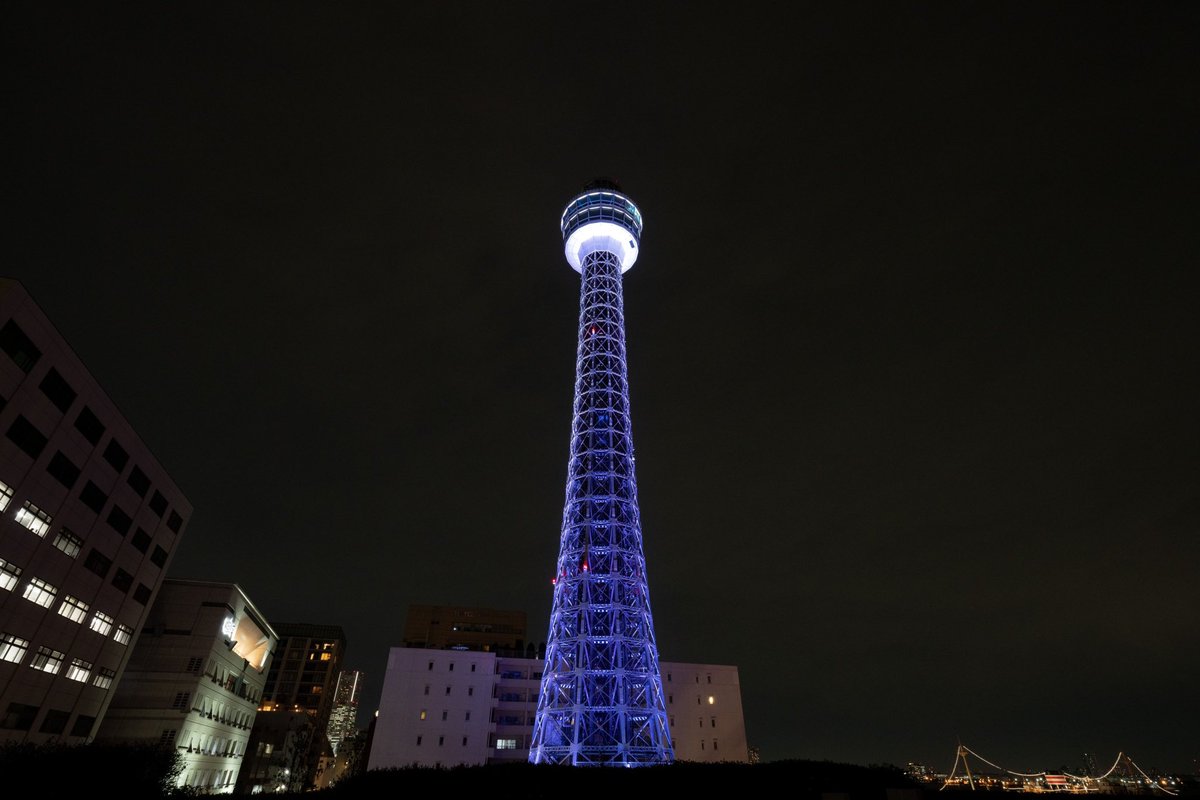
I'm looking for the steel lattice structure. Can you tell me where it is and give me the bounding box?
[529,181,673,766]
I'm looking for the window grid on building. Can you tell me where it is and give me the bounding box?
[23,576,58,608]
[15,501,52,537]
[93,667,117,689]
[65,657,93,683]
[57,594,90,624]
[89,611,115,636]
[0,558,21,592]
[0,632,30,664]
[51,528,84,558]
[30,645,66,674]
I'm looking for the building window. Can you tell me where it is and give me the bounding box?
[707,674,712,684]
[90,611,114,636]
[441,710,448,721]
[159,729,176,746]
[468,687,474,697]
[699,717,704,727]
[0,319,41,372]
[15,501,53,537]
[708,696,715,705]
[23,577,58,608]
[700,739,705,751]
[462,737,468,746]
[419,710,426,720]
[74,406,105,444]
[149,490,167,516]
[132,583,152,605]
[47,451,82,489]
[167,510,183,533]
[114,624,133,645]
[695,675,700,683]
[428,661,434,671]
[1,702,39,731]
[713,738,718,751]
[127,465,151,497]
[416,736,422,746]
[668,694,673,704]
[711,717,717,728]
[471,663,476,672]
[65,658,93,683]
[111,568,133,592]
[83,548,112,578]
[52,529,83,558]
[30,646,66,674]
[150,543,168,567]
[667,672,672,682]
[465,711,471,721]
[58,594,90,624]
[445,686,451,695]
[0,558,21,592]
[424,685,430,695]
[0,479,12,511]
[102,439,129,472]
[186,656,202,673]
[93,667,116,689]
[39,709,70,734]
[131,528,151,553]
[0,633,30,664]
[7,416,49,459]
[170,692,190,709]
[670,716,675,727]
[39,368,78,413]
[496,738,518,750]
[70,715,95,738]
[449,662,455,671]
[438,736,444,746]
[106,505,133,536]
[79,481,108,514]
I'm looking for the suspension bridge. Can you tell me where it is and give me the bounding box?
[939,744,1180,795]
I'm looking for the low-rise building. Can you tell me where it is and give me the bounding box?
[96,579,277,793]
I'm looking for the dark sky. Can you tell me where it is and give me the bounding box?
[8,3,1197,773]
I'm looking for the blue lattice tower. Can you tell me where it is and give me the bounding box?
[529,181,674,766]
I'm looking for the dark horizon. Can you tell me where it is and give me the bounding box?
[8,3,1197,774]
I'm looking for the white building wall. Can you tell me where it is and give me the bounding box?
[369,651,749,768]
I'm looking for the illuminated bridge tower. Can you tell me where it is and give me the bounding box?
[530,181,673,766]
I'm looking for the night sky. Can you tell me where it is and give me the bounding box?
[8,4,1197,772]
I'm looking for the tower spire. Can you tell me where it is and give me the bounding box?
[529,183,673,766]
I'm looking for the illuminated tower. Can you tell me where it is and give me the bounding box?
[529,181,673,766]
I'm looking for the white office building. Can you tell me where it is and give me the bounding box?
[96,579,277,794]
[369,648,749,768]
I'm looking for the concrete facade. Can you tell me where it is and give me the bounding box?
[0,279,190,744]
[369,648,750,768]
[96,579,277,793]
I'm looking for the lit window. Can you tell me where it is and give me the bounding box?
[93,667,116,689]
[23,577,58,608]
[496,738,518,750]
[320,653,331,661]
[0,479,13,511]
[707,696,715,705]
[65,657,93,683]
[30,646,66,674]
[15,501,52,537]
[90,611,115,636]
[1,632,30,664]
[57,594,90,624]
[51,529,83,559]
[113,624,133,645]
[419,710,427,720]
[0,558,21,592]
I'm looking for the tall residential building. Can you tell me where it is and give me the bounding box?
[237,622,345,793]
[95,579,277,794]
[369,648,749,768]
[531,181,672,765]
[0,279,190,743]
[326,669,362,756]
[403,604,526,652]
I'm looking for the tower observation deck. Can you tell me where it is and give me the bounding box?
[529,181,674,766]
